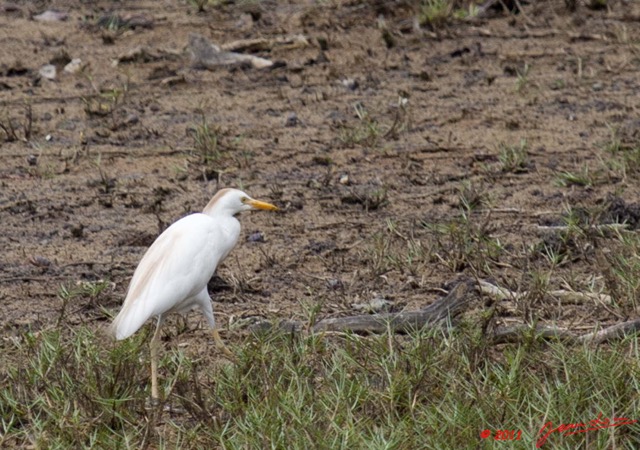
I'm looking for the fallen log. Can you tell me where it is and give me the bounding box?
[250,278,479,334]
[249,278,640,346]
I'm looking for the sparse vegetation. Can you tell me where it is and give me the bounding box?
[596,229,640,311]
[418,0,453,28]
[81,74,131,130]
[516,63,531,93]
[2,325,639,448]
[0,104,34,142]
[339,98,411,150]
[361,222,429,278]
[423,183,503,273]
[91,153,117,194]
[3,1,640,449]
[187,109,236,181]
[191,111,223,165]
[555,165,599,188]
[339,103,383,148]
[602,126,640,179]
[497,139,529,173]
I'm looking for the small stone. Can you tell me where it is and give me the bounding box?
[33,10,68,22]
[45,134,52,141]
[592,82,603,91]
[29,255,52,267]
[285,112,299,127]
[247,231,265,242]
[339,174,350,185]
[125,114,139,125]
[39,64,56,80]
[26,155,38,166]
[64,58,83,74]
[340,78,359,90]
[352,295,392,313]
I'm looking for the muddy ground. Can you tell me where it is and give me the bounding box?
[2,0,640,353]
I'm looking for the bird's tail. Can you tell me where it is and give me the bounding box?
[109,307,136,340]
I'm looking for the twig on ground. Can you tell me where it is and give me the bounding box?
[479,280,612,305]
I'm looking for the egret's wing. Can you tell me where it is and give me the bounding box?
[110,214,237,340]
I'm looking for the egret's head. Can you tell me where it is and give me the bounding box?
[203,188,278,216]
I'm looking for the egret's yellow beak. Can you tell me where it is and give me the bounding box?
[248,199,278,211]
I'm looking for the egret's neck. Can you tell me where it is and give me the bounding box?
[203,198,235,217]
[202,188,237,217]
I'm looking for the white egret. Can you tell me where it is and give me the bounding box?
[109,188,277,400]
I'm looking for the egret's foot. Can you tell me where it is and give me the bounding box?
[145,395,162,410]
[213,328,237,361]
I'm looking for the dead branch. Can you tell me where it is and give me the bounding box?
[220,35,309,53]
[479,280,612,305]
[250,278,479,334]
[250,278,640,346]
[537,224,628,232]
[492,319,640,345]
[189,34,272,70]
[492,325,578,344]
[578,318,640,344]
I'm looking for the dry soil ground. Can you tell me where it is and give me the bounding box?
[2,0,640,356]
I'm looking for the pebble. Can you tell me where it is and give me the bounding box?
[64,59,83,74]
[39,64,56,80]
[285,112,299,127]
[33,10,68,22]
[125,114,139,125]
[352,295,393,313]
[341,78,359,90]
[247,231,265,243]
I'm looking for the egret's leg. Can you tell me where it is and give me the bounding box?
[196,288,235,359]
[150,316,164,401]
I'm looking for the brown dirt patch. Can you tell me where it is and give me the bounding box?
[2,0,640,346]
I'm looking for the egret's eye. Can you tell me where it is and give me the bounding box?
[240,196,249,203]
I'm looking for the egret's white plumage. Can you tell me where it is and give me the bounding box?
[109,188,277,399]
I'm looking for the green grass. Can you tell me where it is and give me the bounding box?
[339,99,411,150]
[339,103,383,149]
[418,0,453,28]
[423,182,503,274]
[191,112,223,166]
[415,0,481,29]
[555,166,599,188]
[2,325,639,448]
[497,139,529,173]
[601,126,640,180]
